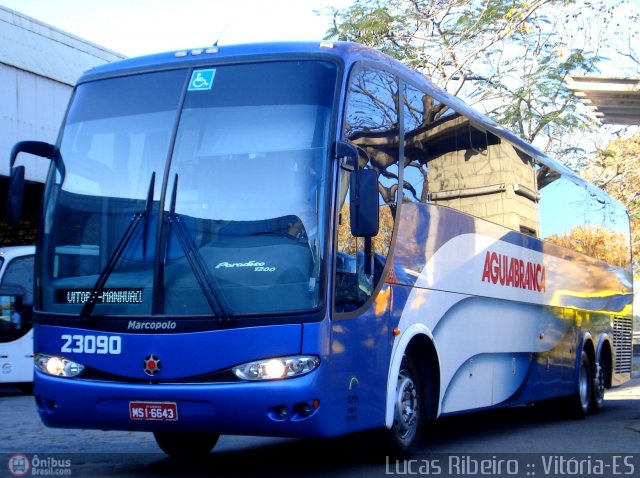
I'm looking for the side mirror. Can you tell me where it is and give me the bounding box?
[335,140,359,171]
[350,168,379,237]
[6,140,59,227]
[335,140,379,237]
[7,165,25,227]
[9,141,56,167]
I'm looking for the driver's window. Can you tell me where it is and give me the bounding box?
[335,68,399,312]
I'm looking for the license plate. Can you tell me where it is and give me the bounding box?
[129,401,178,421]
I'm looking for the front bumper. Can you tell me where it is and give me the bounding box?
[34,369,334,439]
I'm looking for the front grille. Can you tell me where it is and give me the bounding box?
[612,316,633,374]
[78,367,239,384]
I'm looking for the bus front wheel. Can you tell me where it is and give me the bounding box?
[384,354,422,459]
[153,431,220,459]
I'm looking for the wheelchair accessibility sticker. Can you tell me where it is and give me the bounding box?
[188,69,216,91]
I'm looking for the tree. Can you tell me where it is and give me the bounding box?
[323,0,633,165]
[582,134,640,277]
[546,226,631,270]
[324,0,639,275]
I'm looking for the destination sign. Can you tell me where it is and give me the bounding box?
[56,289,144,304]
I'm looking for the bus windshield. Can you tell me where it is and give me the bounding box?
[39,60,337,318]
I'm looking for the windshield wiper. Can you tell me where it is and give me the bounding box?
[168,174,232,322]
[79,173,156,321]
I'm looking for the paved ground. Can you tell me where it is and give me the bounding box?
[0,362,638,477]
[1,369,639,453]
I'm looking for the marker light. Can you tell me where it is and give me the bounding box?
[35,354,84,378]
[232,356,320,381]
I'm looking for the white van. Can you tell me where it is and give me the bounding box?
[0,245,36,390]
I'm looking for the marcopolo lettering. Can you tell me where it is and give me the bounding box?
[127,321,177,331]
[481,250,546,293]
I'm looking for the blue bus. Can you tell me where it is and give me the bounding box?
[7,41,633,459]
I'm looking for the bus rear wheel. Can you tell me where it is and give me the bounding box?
[589,354,606,414]
[567,351,591,419]
[153,431,220,459]
[384,354,422,459]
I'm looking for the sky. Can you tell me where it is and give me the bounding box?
[1,0,638,74]
[0,0,355,57]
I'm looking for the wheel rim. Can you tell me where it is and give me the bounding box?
[593,362,605,405]
[393,369,419,442]
[578,360,590,410]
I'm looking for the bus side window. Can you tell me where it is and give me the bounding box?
[0,256,34,304]
[335,68,399,312]
[538,170,631,268]
[0,255,34,340]
[402,84,454,203]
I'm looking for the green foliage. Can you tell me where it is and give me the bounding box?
[324,0,632,165]
[326,0,638,273]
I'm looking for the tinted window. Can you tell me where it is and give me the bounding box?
[42,62,339,317]
[336,68,399,312]
[0,255,34,342]
[403,83,540,234]
[539,167,631,267]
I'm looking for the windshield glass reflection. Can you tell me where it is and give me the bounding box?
[40,61,337,318]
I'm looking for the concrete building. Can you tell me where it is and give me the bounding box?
[568,76,640,126]
[0,5,125,244]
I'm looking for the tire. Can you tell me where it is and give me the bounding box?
[589,354,606,414]
[17,383,33,395]
[153,431,220,459]
[383,354,422,460]
[567,351,591,420]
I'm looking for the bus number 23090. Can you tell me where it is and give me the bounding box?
[60,334,122,355]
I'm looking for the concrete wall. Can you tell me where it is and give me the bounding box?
[0,63,71,181]
[424,117,540,236]
[0,5,125,181]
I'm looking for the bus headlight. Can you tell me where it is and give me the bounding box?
[35,353,85,377]
[232,356,319,381]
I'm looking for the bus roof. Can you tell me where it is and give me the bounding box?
[78,41,367,81]
[77,41,626,214]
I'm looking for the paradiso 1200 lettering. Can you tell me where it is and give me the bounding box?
[215,260,276,272]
